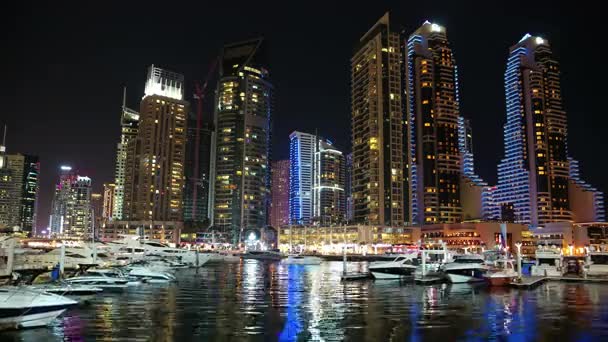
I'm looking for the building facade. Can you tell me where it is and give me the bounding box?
[49,166,92,238]
[345,153,354,222]
[0,146,39,233]
[313,139,346,225]
[351,13,405,226]
[19,155,40,232]
[212,38,273,242]
[270,159,289,228]
[184,118,214,229]
[112,87,140,220]
[123,65,189,222]
[289,131,316,225]
[406,22,462,225]
[495,34,604,225]
[102,183,115,221]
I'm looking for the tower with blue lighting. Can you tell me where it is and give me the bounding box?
[496,34,604,225]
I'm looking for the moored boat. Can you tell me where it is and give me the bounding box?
[442,254,488,284]
[369,254,418,280]
[0,287,77,330]
[484,258,518,286]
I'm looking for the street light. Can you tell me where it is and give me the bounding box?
[515,241,523,280]
[568,243,574,256]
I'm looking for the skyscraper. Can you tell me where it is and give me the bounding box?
[102,183,115,221]
[406,21,462,225]
[212,38,273,242]
[113,87,140,220]
[351,13,405,226]
[270,159,289,228]
[345,153,354,222]
[184,111,214,228]
[0,127,39,233]
[123,65,189,222]
[496,34,604,225]
[289,131,316,225]
[49,166,92,238]
[313,139,346,225]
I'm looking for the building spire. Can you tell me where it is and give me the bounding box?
[122,85,127,110]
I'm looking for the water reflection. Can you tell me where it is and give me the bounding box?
[2,261,608,341]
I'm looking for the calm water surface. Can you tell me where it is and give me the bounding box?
[3,260,608,341]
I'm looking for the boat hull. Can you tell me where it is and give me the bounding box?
[0,305,74,329]
[485,276,515,286]
[445,269,487,283]
[370,267,416,280]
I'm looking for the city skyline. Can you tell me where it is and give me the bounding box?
[2,3,605,230]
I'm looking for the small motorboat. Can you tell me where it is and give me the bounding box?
[127,267,176,283]
[369,254,418,280]
[282,255,323,265]
[484,258,518,286]
[0,287,77,330]
[242,249,283,261]
[442,254,488,283]
[29,283,103,296]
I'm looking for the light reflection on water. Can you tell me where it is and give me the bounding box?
[2,261,608,341]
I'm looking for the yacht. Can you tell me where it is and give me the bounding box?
[65,271,130,289]
[242,249,283,261]
[204,251,242,264]
[127,267,176,283]
[282,255,323,265]
[106,235,211,267]
[484,258,518,286]
[531,246,563,277]
[0,287,77,329]
[29,283,103,296]
[442,254,488,283]
[586,250,608,277]
[369,254,418,279]
[85,268,142,286]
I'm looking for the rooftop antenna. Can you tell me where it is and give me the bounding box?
[2,125,6,146]
[122,85,127,110]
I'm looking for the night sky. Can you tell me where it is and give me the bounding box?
[2,1,605,230]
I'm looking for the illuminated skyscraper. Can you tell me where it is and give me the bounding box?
[351,13,405,226]
[212,38,273,242]
[0,128,39,232]
[112,87,139,220]
[270,159,289,228]
[496,34,604,225]
[406,21,462,225]
[123,65,189,221]
[184,116,214,228]
[313,139,346,225]
[289,131,315,225]
[345,153,354,222]
[102,183,115,221]
[49,166,92,238]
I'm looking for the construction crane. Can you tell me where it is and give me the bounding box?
[191,58,218,223]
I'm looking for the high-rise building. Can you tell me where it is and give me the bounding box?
[19,155,39,232]
[458,117,499,221]
[184,109,214,228]
[289,131,316,225]
[0,128,39,233]
[351,13,405,226]
[113,87,140,220]
[314,139,346,225]
[212,38,273,242]
[495,34,604,225]
[345,153,354,222]
[123,65,189,222]
[91,193,103,238]
[406,21,462,225]
[49,166,92,238]
[102,183,115,221]
[270,159,289,228]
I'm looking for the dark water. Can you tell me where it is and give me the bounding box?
[3,260,608,341]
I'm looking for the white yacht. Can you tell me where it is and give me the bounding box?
[0,287,77,329]
[442,254,488,283]
[65,271,130,289]
[531,246,563,277]
[282,255,323,265]
[29,283,103,296]
[204,251,242,264]
[85,268,142,286]
[586,251,608,277]
[106,235,210,267]
[127,267,176,283]
[369,254,418,280]
[484,258,518,286]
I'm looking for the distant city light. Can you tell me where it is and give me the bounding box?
[60,165,72,171]
[248,232,256,241]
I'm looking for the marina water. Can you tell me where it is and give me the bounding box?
[3,260,608,341]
